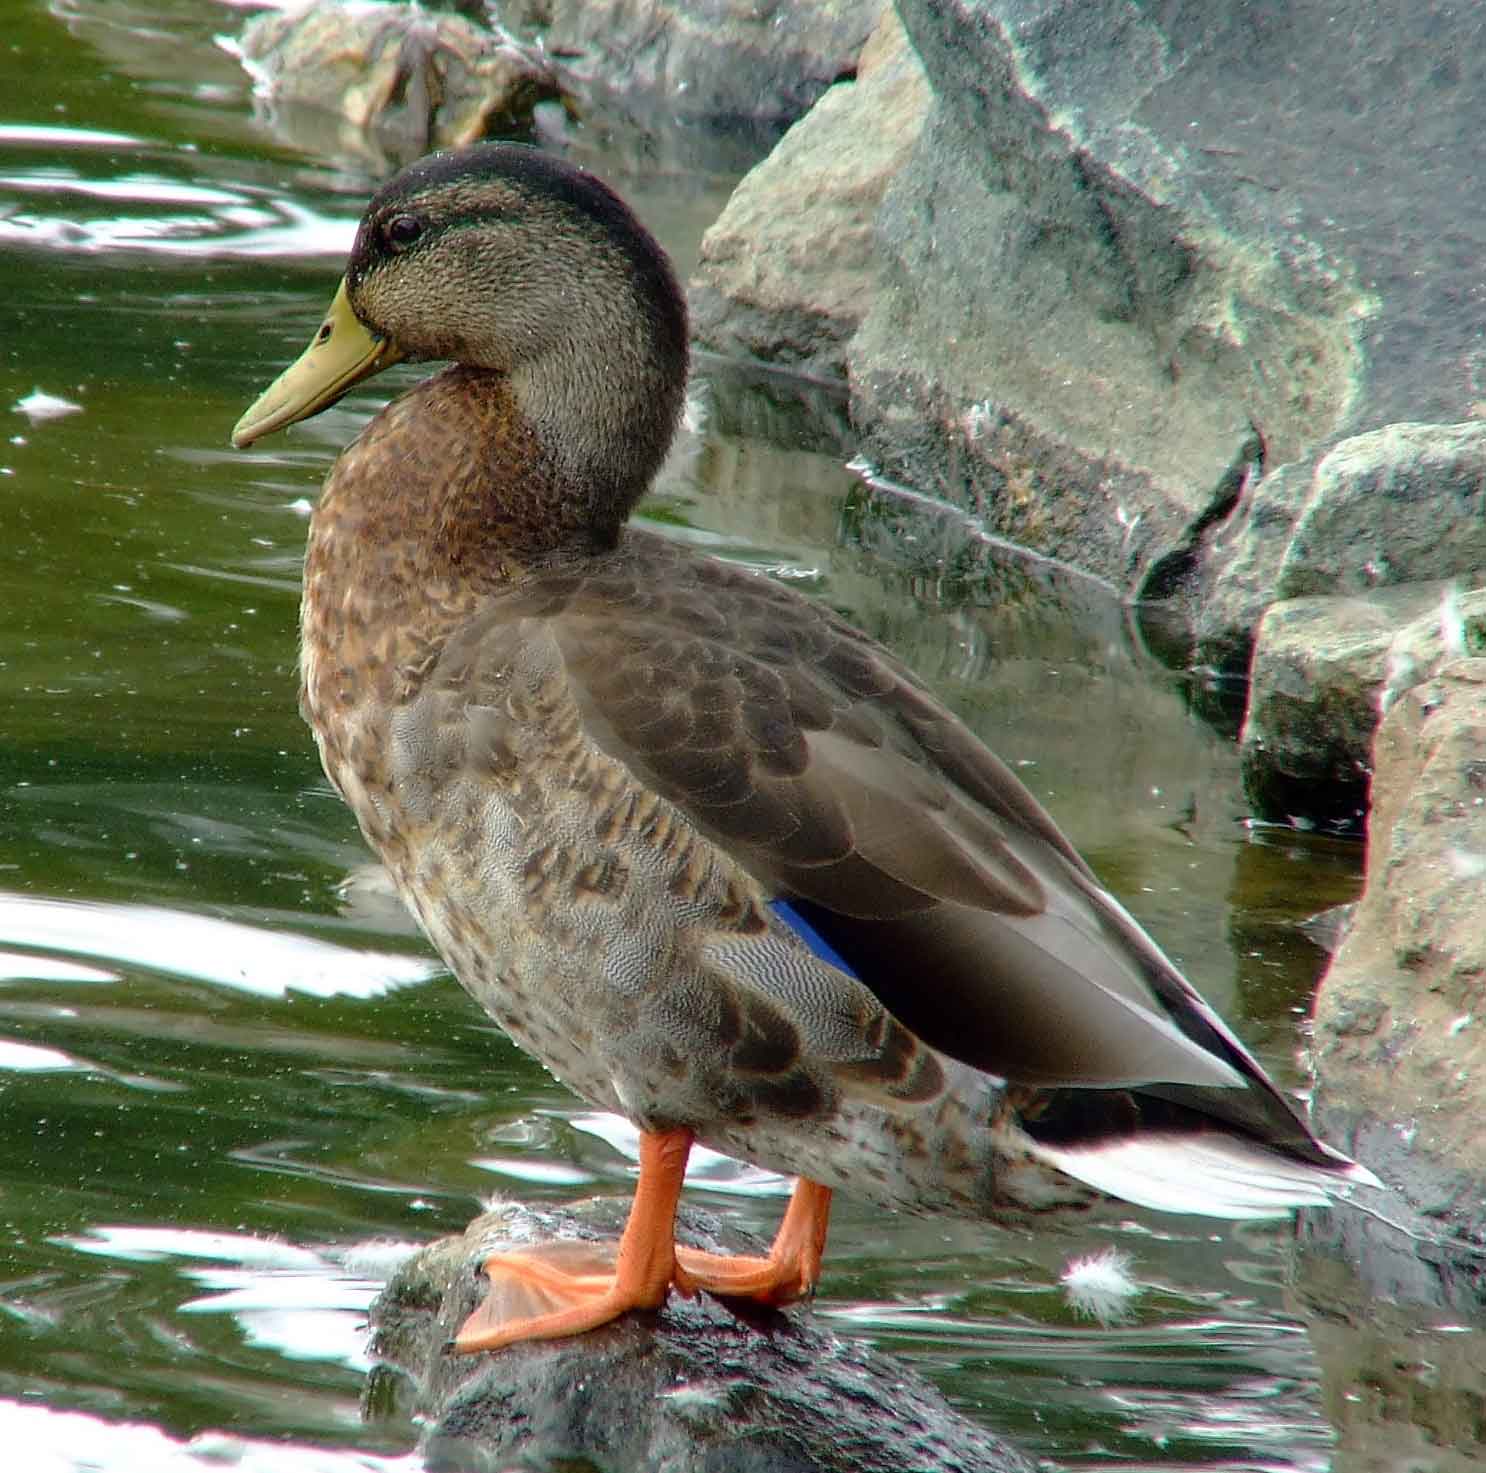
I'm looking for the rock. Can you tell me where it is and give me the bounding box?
[364,1198,1035,1473]
[1237,582,1485,828]
[693,0,1486,613]
[847,0,1368,592]
[232,1,558,170]
[1197,420,1486,678]
[690,8,930,375]
[1272,424,1486,599]
[501,0,883,129]
[1310,658,1486,1214]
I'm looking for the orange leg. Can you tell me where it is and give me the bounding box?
[452,1128,835,1352]
[675,1176,833,1305]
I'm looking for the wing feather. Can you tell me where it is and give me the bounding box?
[499,534,1316,1145]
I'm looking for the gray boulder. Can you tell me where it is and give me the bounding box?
[849,0,1369,592]
[1237,581,1485,827]
[690,8,930,375]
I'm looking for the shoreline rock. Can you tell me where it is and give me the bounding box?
[1311,659,1486,1232]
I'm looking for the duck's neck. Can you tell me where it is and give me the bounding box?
[313,358,680,587]
[513,318,687,540]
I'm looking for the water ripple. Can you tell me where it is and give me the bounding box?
[0,178,355,259]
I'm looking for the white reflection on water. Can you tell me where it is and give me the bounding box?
[469,1154,594,1188]
[0,1038,87,1071]
[0,892,437,997]
[0,949,115,984]
[58,1226,419,1371]
[567,1110,791,1197]
[0,170,244,207]
[0,1399,422,1473]
[12,389,84,423]
[63,1225,334,1266]
[0,124,143,148]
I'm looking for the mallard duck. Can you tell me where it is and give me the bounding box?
[233,142,1377,1352]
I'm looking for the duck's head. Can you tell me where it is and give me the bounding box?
[233,144,689,527]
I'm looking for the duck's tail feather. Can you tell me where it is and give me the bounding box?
[1027,1132,1383,1220]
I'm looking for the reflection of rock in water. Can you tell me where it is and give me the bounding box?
[366,1199,1035,1473]
[224,0,841,182]
[1294,1154,1486,1473]
[231,3,558,170]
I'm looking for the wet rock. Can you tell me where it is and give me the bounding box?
[232,2,558,169]
[501,0,882,130]
[1310,658,1486,1205]
[1237,582,1485,828]
[365,1198,1034,1473]
[1197,420,1486,678]
[690,8,930,375]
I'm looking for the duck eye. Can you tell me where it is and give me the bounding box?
[383,214,423,252]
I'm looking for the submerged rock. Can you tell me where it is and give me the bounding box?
[232,2,558,168]
[500,0,882,130]
[365,1198,1034,1473]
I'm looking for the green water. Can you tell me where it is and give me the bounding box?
[0,4,1455,1471]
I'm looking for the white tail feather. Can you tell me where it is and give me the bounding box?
[1031,1134,1382,1220]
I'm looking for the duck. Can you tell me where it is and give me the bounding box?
[232,141,1378,1352]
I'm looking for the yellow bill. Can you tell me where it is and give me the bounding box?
[232,280,405,449]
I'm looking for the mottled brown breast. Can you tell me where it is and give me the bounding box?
[298,365,573,825]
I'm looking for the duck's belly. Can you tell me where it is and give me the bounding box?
[351,758,675,1126]
[308,662,816,1126]
[307,665,1092,1222]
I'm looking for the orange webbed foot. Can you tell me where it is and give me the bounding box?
[452,1128,694,1354]
[453,1238,675,1352]
[450,1130,835,1352]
